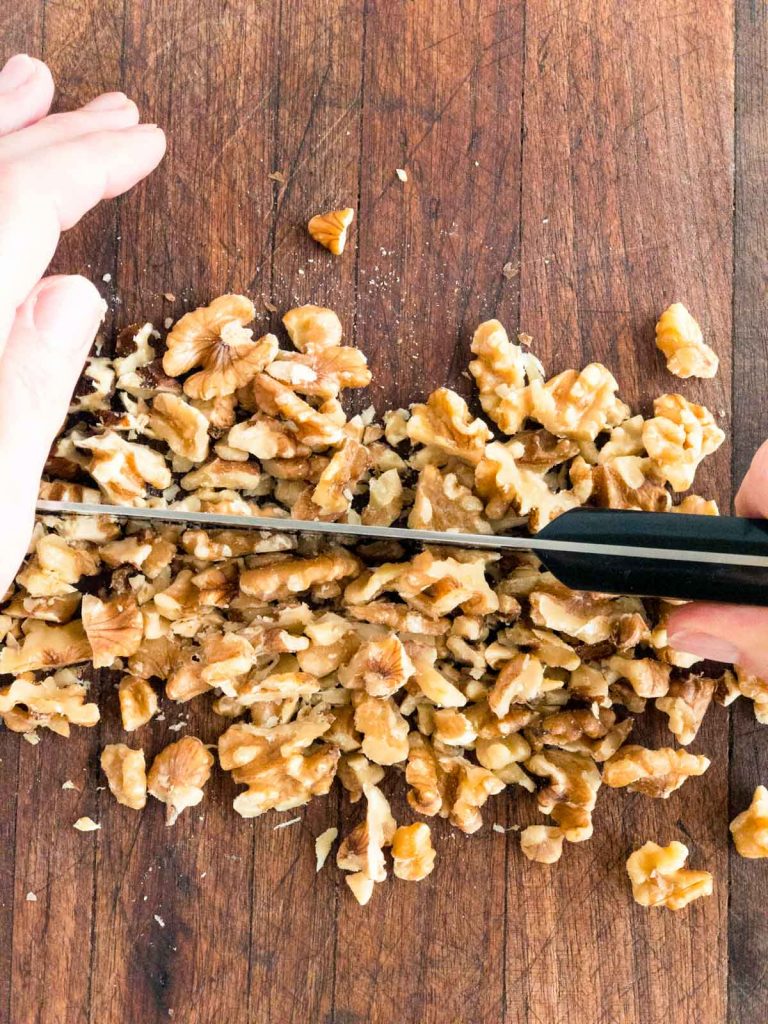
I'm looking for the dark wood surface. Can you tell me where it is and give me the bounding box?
[0,1,764,1021]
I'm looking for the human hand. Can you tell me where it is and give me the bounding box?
[668,439,768,679]
[0,54,165,595]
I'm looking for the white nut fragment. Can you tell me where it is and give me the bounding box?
[73,817,101,832]
[315,826,339,872]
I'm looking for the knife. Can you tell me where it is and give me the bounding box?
[35,499,768,606]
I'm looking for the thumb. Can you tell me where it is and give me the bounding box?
[0,274,106,594]
[667,601,768,679]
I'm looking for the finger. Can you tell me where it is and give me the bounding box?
[0,275,105,596]
[0,55,54,135]
[0,92,139,159]
[0,123,165,345]
[667,601,768,679]
[735,439,768,517]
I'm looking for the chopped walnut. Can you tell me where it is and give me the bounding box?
[407,388,491,465]
[671,494,719,515]
[118,675,158,731]
[488,654,547,717]
[438,753,505,833]
[337,752,385,803]
[315,826,338,871]
[282,305,343,353]
[626,841,713,910]
[730,785,768,859]
[529,363,628,441]
[520,825,564,864]
[362,469,404,526]
[163,295,277,399]
[392,822,436,880]
[405,733,445,816]
[602,745,710,798]
[354,694,409,765]
[76,431,171,504]
[655,303,718,379]
[0,670,99,736]
[241,550,360,601]
[310,439,370,517]
[101,743,147,810]
[81,594,143,669]
[643,394,725,491]
[268,346,371,399]
[0,620,91,674]
[526,749,600,842]
[337,782,396,892]
[149,393,210,463]
[469,319,539,433]
[529,587,647,645]
[338,635,414,697]
[18,534,100,597]
[409,464,492,533]
[608,655,670,698]
[587,457,671,512]
[655,674,715,745]
[308,207,354,255]
[147,736,214,825]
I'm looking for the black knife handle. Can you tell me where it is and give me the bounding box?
[536,509,768,605]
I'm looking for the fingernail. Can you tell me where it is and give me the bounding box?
[668,629,741,664]
[0,54,36,94]
[32,278,106,340]
[83,91,130,112]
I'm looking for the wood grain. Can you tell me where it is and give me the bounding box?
[0,0,763,1021]
[730,1,768,1020]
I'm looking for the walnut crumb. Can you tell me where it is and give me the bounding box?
[73,816,101,832]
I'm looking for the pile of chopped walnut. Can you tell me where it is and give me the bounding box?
[0,293,755,906]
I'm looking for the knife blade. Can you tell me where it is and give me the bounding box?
[35,499,768,605]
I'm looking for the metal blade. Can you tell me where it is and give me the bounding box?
[34,499,768,569]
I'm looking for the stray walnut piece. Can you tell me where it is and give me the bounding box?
[730,785,768,859]
[2,295,730,904]
[626,841,713,910]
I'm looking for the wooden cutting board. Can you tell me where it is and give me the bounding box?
[1,1,765,1021]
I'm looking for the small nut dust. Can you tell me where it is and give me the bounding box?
[0,288,741,907]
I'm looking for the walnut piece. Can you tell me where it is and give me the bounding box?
[76,431,171,504]
[0,670,99,736]
[307,207,354,255]
[643,394,724,491]
[282,305,343,353]
[240,550,360,601]
[0,620,91,674]
[529,363,628,441]
[81,594,143,669]
[520,825,564,864]
[149,394,210,463]
[407,388,491,465]
[392,822,436,880]
[626,841,713,910]
[469,319,539,433]
[163,295,277,399]
[526,749,600,842]
[730,785,768,859]
[655,303,718,379]
[409,465,492,534]
[337,782,396,892]
[101,743,147,810]
[147,736,214,825]
[338,634,415,697]
[354,694,410,765]
[602,745,710,798]
[655,674,715,745]
[118,675,158,731]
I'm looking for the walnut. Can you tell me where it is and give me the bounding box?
[199,633,254,691]
[39,481,101,503]
[337,752,385,803]
[0,620,91,674]
[219,716,339,817]
[598,415,645,462]
[671,494,719,515]
[149,394,210,463]
[338,635,414,696]
[529,586,647,646]
[520,825,564,864]
[406,388,491,465]
[354,694,409,765]
[392,822,436,880]
[267,346,371,399]
[655,303,718,379]
[475,441,582,530]
[227,412,310,460]
[431,708,477,747]
[730,785,768,858]
[587,457,671,512]
[181,528,293,561]
[282,305,343,353]
[180,458,263,492]
[191,393,238,430]
[118,675,158,731]
[18,534,100,598]
[655,674,715,745]
[488,654,547,717]
[438,753,505,833]
[76,431,171,504]
[514,430,580,470]
[81,594,143,669]
[526,749,601,842]
[0,670,99,736]
[602,745,710,798]
[529,363,628,441]
[11,592,81,625]
[491,624,580,671]
[240,550,360,601]
[147,736,214,825]
[643,394,724,491]
[734,666,768,721]
[469,319,540,433]
[309,439,370,516]
[408,465,492,534]
[101,743,147,810]
[608,655,671,698]
[362,469,404,526]
[526,707,631,763]
[337,783,396,887]
[307,207,354,255]
[405,733,445,816]
[408,645,467,707]
[397,550,498,617]
[163,295,277,399]
[70,356,115,412]
[626,841,713,910]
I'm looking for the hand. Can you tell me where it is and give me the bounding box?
[0,54,165,595]
[668,440,768,678]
